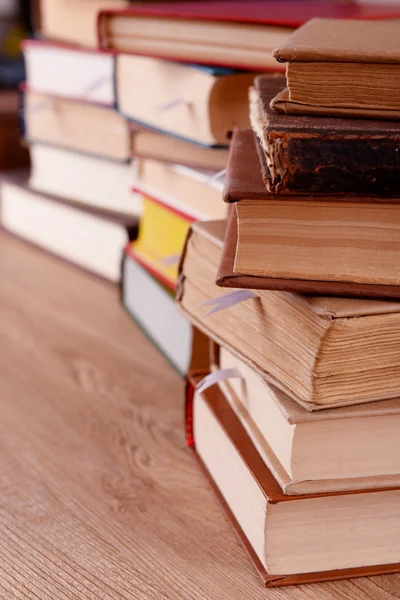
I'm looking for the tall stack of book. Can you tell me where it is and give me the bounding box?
[111,0,392,374]
[1,0,140,282]
[178,17,400,587]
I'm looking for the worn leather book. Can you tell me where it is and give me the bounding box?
[177,218,400,410]
[187,375,400,586]
[252,75,400,195]
[209,342,400,495]
[221,128,400,296]
[1,180,138,282]
[97,1,400,70]
[273,18,400,118]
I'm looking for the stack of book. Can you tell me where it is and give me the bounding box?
[1,0,140,282]
[178,17,400,587]
[111,0,394,374]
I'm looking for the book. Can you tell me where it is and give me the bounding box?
[23,39,115,105]
[131,126,229,172]
[24,90,131,161]
[0,90,29,170]
[29,144,139,217]
[273,18,400,119]
[221,128,400,297]
[97,1,400,70]
[251,74,400,196]
[1,180,138,282]
[131,194,193,291]
[188,375,400,586]
[116,57,255,146]
[122,249,207,376]
[177,218,400,410]
[210,343,400,495]
[135,157,227,220]
[37,0,130,48]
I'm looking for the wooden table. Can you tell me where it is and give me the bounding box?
[1,232,398,600]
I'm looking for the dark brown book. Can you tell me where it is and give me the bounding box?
[0,91,29,170]
[251,74,400,196]
[187,375,400,586]
[221,127,400,298]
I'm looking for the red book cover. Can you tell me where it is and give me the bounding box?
[99,1,400,29]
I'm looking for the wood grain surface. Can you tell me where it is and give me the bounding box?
[1,231,399,600]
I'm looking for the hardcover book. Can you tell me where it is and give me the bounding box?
[210,343,400,495]
[23,39,116,105]
[122,249,201,375]
[131,126,229,172]
[116,57,256,146]
[177,218,400,410]
[251,74,400,196]
[97,1,400,70]
[130,193,194,291]
[1,180,138,282]
[273,18,400,119]
[188,375,400,586]
[24,89,131,161]
[221,128,400,297]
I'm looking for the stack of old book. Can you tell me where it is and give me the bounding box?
[107,0,397,374]
[1,0,140,282]
[178,18,400,587]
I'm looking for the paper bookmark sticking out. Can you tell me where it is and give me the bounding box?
[196,368,242,394]
[199,289,257,318]
[154,98,192,113]
[201,168,227,188]
[159,254,181,267]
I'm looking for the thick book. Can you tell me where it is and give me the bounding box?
[177,218,400,410]
[273,18,400,119]
[23,89,131,161]
[209,342,400,495]
[116,57,255,147]
[122,249,206,376]
[187,375,400,586]
[220,128,400,297]
[131,126,229,172]
[251,74,400,196]
[29,144,139,217]
[1,181,138,282]
[97,1,400,70]
[36,0,130,48]
[22,39,116,106]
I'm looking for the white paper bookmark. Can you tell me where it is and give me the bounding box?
[154,98,192,113]
[199,289,257,317]
[158,254,181,267]
[201,168,227,187]
[196,368,242,394]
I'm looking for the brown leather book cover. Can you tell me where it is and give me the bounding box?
[219,128,400,298]
[187,374,400,587]
[252,75,400,195]
[273,18,400,65]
